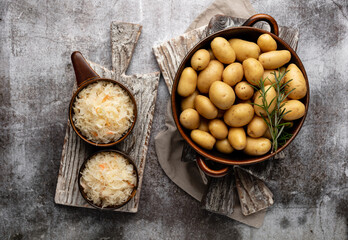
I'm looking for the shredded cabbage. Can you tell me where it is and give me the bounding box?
[73,81,134,144]
[80,151,137,207]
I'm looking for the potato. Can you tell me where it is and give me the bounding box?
[197,60,224,93]
[177,67,198,97]
[263,69,278,85]
[281,100,305,121]
[211,37,236,64]
[257,34,277,52]
[258,50,291,69]
[191,130,216,150]
[198,118,209,132]
[216,139,234,154]
[222,62,244,87]
[179,109,200,130]
[243,58,264,86]
[263,128,272,139]
[229,38,261,62]
[283,63,307,100]
[247,115,268,138]
[208,48,216,60]
[181,90,199,111]
[243,137,272,156]
[254,85,277,117]
[235,81,254,100]
[224,103,254,127]
[228,128,247,150]
[195,95,218,119]
[191,49,210,71]
[209,81,236,110]
[208,119,228,140]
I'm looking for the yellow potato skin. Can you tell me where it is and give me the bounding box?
[191,49,210,71]
[283,63,307,100]
[254,85,277,117]
[243,58,264,86]
[257,34,277,52]
[179,109,200,130]
[263,128,272,139]
[211,37,236,64]
[282,100,305,121]
[177,67,198,97]
[235,81,254,100]
[208,119,228,140]
[229,38,261,62]
[191,130,216,150]
[216,139,234,154]
[197,60,224,93]
[198,118,209,132]
[224,103,254,127]
[181,90,199,111]
[247,115,268,138]
[228,127,247,150]
[222,62,244,87]
[194,95,218,119]
[243,137,272,156]
[209,81,236,110]
[258,50,291,70]
[262,69,279,85]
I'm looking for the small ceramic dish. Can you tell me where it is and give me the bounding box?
[69,51,137,147]
[78,149,139,210]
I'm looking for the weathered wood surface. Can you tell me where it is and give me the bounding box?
[153,15,298,216]
[153,25,207,91]
[55,22,160,213]
[234,167,274,216]
[202,172,235,215]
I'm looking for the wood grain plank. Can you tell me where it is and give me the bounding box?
[234,167,274,216]
[55,22,160,213]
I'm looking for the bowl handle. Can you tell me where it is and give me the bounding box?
[196,156,230,178]
[242,14,279,36]
[71,51,100,87]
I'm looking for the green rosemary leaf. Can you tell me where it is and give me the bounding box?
[256,69,296,152]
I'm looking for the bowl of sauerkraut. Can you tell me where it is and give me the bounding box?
[78,150,138,209]
[69,79,137,147]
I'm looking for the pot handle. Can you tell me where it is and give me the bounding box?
[196,156,230,178]
[71,51,100,87]
[242,14,279,36]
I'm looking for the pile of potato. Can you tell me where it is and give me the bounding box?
[177,33,307,156]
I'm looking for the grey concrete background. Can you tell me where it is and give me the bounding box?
[0,0,347,239]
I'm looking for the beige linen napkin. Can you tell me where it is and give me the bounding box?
[155,0,268,228]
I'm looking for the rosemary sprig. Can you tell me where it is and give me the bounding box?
[250,69,295,152]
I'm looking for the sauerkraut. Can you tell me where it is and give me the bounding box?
[80,151,137,207]
[73,81,134,144]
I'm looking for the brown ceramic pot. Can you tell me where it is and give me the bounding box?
[69,51,137,147]
[78,149,139,210]
[171,14,310,177]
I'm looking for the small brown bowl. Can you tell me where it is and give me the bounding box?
[171,14,310,177]
[69,52,137,147]
[78,149,139,210]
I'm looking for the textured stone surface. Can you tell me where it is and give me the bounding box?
[0,0,347,239]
